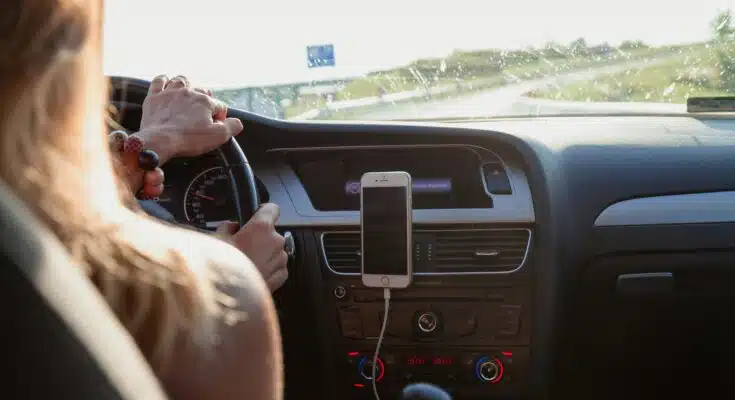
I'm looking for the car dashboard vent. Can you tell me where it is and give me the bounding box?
[321,228,531,275]
[432,229,529,273]
[321,232,362,274]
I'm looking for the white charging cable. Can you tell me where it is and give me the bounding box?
[372,287,391,400]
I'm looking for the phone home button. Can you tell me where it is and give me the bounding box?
[381,276,390,286]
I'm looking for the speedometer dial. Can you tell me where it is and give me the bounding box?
[183,167,237,228]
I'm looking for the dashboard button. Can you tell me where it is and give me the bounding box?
[417,311,440,333]
[334,285,347,300]
[482,163,512,195]
[444,308,477,337]
[338,307,363,339]
[496,305,521,336]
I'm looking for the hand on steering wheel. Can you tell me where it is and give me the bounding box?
[215,204,289,292]
[131,74,260,223]
[119,75,288,291]
[137,74,244,165]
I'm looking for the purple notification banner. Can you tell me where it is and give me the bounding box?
[344,179,452,195]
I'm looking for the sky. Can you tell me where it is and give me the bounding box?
[103,0,735,88]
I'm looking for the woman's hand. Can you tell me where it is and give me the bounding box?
[215,203,289,292]
[137,75,244,164]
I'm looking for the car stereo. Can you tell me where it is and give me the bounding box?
[288,146,494,211]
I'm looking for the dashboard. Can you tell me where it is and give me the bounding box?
[111,79,735,400]
[152,156,269,229]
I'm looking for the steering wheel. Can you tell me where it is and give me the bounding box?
[109,77,259,226]
[216,138,260,225]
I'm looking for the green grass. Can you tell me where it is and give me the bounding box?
[311,45,702,120]
[216,42,711,119]
[283,95,326,118]
[528,44,731,103]
[332,45,685,102]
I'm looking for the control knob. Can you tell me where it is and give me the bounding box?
[358,356,385,382]
[333,285,347,299]
[475,357,504,384]
[416,311,440,333]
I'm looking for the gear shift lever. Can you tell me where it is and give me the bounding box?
[400,383,452,400]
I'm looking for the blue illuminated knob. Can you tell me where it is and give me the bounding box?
[475,357,504,384]
[358,356,385,382]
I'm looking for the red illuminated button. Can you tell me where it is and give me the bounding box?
[406,356,427,366]
[432,356,454,366]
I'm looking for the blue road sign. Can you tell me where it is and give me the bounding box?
[307,44,335,68]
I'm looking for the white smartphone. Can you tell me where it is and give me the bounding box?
[360,171,413,289]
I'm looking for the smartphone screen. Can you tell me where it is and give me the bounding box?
[361,185,409,276]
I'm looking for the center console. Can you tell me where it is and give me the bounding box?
[319,226,534,399]
[267,144,537,399]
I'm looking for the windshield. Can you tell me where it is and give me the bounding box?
[104,0,735,121]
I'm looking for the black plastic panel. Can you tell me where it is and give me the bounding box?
[590,223,735,257]
[564,251,735,399]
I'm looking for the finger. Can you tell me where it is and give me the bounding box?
[253,203,280,225]
[143,168,165,186]
[200,118,243,152]
[214,221,238,242]
[194,87,214,97]
[166,75,189,90]
[142,183,164,198]
[223,117,244,136]
[211,98,228,121]
[265,262,289,292]
[148,75,168,95]
[193,93,227,121]
[215,221,239,235]
[266,234,287,263]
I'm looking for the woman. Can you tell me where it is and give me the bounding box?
[0,1,282,399]
[119,73,290,294]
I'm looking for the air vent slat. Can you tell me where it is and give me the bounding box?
[321,228,530,275]
[435,247,525,253]
[321,232,361,274]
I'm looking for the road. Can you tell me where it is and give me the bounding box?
[328,56,684,120]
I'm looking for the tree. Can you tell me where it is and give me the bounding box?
[711,10,735,91]
[711,10,733,39]
[543,41,567,58]
[569,37,588,56]
[619,40,648,50]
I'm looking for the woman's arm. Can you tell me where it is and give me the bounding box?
[159,230,284,400]
[118,216,283,400]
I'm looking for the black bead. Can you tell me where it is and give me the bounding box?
[138,149,160,171]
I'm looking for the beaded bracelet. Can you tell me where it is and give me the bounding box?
[108,130,162,199]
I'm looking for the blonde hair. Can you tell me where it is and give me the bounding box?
[0,0,227,374]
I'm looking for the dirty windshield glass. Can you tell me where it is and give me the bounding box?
[104,0,735,120]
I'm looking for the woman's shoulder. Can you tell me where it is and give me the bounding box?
[125,216,282,399]
[120,213,265,290]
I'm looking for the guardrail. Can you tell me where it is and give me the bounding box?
[289,76,504,120]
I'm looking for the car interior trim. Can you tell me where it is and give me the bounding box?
[255,144,535,227]
[319,227,533,276]
[594,191,735,226]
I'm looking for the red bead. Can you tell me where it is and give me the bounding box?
[124,135,144,153]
